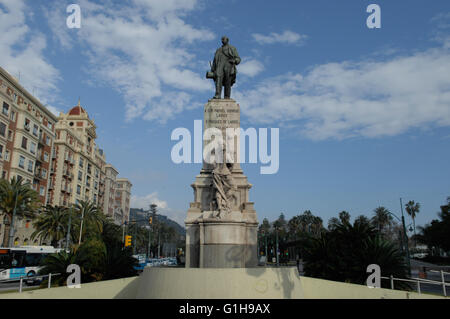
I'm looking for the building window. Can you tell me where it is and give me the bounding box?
[19,156,25,169]
[2,170,7,179]
[0,144,3,158]
[77,185,81,195]
[39,186,45,196]
[10,110,15,122]
[30,142,36,155]
[27,160,33,173]
[7,130,13,141]
[5,150,10,161]
[41,168,47,179]
[24,118,30,131]
[32,124,38,137]
[79,157,84,168]
[21,136,27,149]
[2,102,9,116]
[0,122,6,137]
[45,136,51,146]
[78,171,82,181]
[43,152,49,162]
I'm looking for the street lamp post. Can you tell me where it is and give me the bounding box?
[275,227,279,267]
[65,205,73,251]
[400,198,412,275]
[264,231,268,260]
[78,207,85,245]
[387,199,412,275]
[8,189,19,248]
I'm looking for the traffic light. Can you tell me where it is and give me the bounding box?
[149,217,153,225]
[125,235,132,247]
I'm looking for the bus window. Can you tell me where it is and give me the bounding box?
[10,251,25,268]
[25,253,47,267]
[0,251,11,269]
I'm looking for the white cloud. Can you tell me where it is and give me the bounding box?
[131,192,168,210]
[71,0,214,123]
[0,0,60,105]
[238,59,264,77]
[235,46,450,140]
[130,192,185,225]
[252,30,307,45]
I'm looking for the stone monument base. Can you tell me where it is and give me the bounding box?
[186,210,258,268]
[136,267,305,299]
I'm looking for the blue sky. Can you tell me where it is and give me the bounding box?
[0,0,449,228]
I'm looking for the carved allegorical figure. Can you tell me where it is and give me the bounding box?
[206,36,241,99]
[210,163,237,217]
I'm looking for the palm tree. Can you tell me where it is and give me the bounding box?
[354,215,370,228]
[303,217,410,289]
[31,205,68,247]
[328,217,340,231]
[38,250,77,287]
[0,177,40,246]
[338,211,351,225]
[75,200,105,244]
[405,201,420,246]
[371,206,393,236]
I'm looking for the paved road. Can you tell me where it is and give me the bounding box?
[0,281,40,293]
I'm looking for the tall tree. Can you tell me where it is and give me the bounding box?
[303,217,409,289]
[31,205,68,247]
[328,217,340,231]
[371,206,393,236]
[405,201,420,246]
[75,200,105,244]
[338,211,351,225]
[0,177,40,246]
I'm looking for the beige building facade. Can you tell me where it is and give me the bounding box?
[115,178,132,225]
[0,67,57,246]
[48,103,107,208]
[0,66,132,246]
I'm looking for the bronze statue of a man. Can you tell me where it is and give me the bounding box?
[208,36,241,99]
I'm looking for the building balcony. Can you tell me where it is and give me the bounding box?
[38,134,45,146]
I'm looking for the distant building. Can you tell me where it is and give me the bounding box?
[48,102,107,207]
[115,178,132,224]
[103,164,119,219]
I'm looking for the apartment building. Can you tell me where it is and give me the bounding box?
[103,164,118,220]
[115,178,132,225]
[0,66,133,246]
[0,67,57,246]
[48,103,107,208]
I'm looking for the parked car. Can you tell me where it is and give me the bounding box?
[412,253,428,259]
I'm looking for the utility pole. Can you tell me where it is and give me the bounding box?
[133,218,137,255]
[265,232,268,260]
[400,198,411,275]
[65,205,72,251]
[78,207,85,245]
[149,204,157,259]
[158,232,161,258]
[275,227,279,267]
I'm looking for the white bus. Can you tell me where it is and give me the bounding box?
[0,246,64,282]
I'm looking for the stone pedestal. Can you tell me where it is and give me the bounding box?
[185,99,258,268]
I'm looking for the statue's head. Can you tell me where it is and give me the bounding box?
[221,36,229,45]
